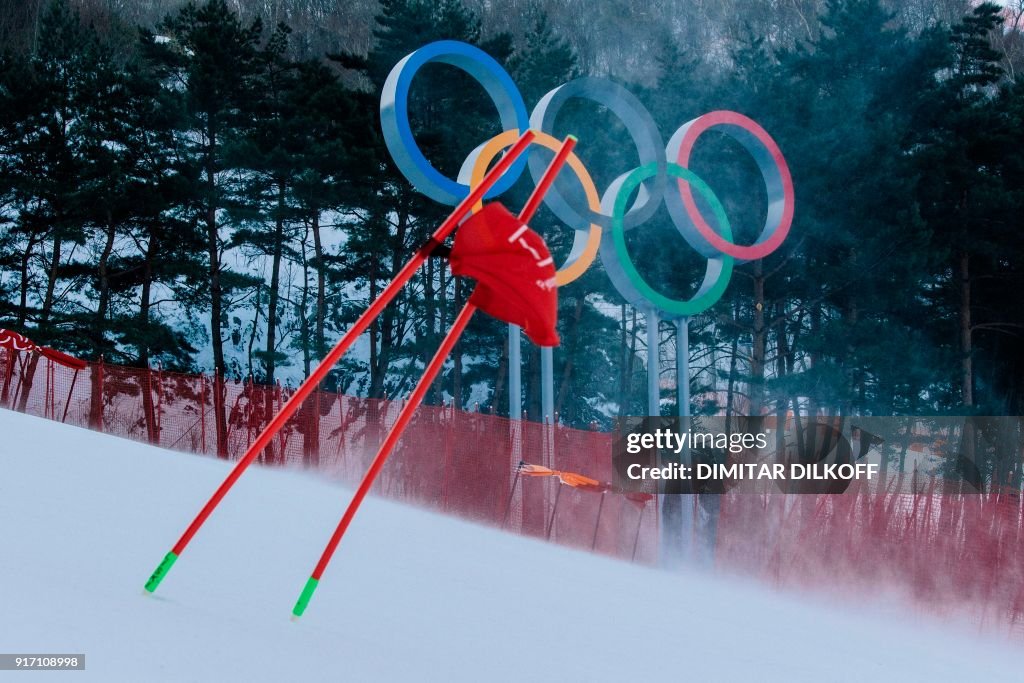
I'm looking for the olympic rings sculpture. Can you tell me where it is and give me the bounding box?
[381,40,793,318]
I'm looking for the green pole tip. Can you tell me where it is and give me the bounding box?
[144,551,178,593]
[292,576,319,618]
[566,134,578,143]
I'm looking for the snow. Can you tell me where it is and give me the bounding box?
[0,409,1020,682]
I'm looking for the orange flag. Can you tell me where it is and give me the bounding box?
[518,462,608,492]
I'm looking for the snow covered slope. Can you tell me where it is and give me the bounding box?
[0,409,1019,682]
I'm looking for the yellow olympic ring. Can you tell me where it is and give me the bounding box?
[457,129,601,287]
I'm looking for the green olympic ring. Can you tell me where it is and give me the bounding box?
[604,162,734,317]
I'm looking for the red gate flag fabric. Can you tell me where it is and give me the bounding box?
[449,203,559,347]
[0,328,87,370]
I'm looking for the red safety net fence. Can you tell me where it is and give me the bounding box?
[716,479,1024,634]
[4,348,1024,634]
[0,350,659,564]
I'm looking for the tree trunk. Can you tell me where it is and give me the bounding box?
[845,247,860,417]
[299,220,318,466]
[424,253,438,403]
[618,305,638,417]
[554,296,585,420]
[205,123,228,458]
[369,207,406,400]
[618,304,627,415]
[311,212,326,361]
[525,344,540,422]
[369,274,380,397]
[726,300,740,428]
[42,237,60,325]
[247,284,262,380]
[438,261,449,401]
[264,182,287,386]
[94,213,116,334]
[17,235,61,412]
[138,237,157,444]
[774,301,788,460]
[452,279,464,409]
[261,182,287,462]
[811,302,825,415]
[494,329,508,415]
[749,260,766,416]
[959,251,973,408]
[16,235,35,328]
[958,251,976,477]
[299,222,312,378]
[371,290,396,399]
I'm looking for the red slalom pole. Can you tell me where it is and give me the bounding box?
[292,302,478,617]
[291,134,577,618]
[144,130,536,594]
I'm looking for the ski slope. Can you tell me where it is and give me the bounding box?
[0,410,1020,682]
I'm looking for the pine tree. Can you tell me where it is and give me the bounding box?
[744,0,942,419]
[0,0,99,409]
[288,58,370,376]
[98,55,205,372]
[914,2,1006,413]
[332,0,511,404]
[227,23,302,390]
[145,0,265,456]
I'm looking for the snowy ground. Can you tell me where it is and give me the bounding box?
[0,410,1020,682]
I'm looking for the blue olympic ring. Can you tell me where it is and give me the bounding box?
[380,40,530,205]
